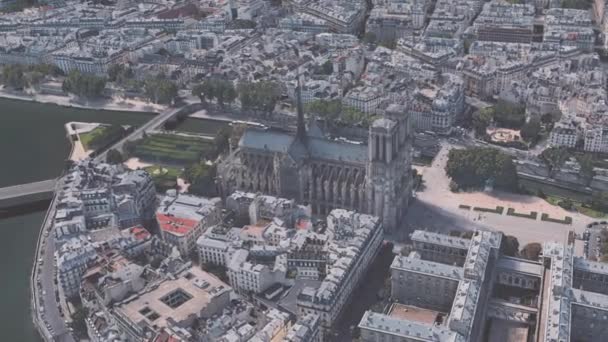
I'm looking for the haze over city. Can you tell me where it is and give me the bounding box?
[1,0,608,341]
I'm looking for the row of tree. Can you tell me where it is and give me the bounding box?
[191,78,281,114]
[539,147,595,185]
[107,64,137,89]
[446,147,519,191]
[192,78,236,108]
[62,70,107,99]
[143,77,178,105]
[1,64,63,89]
[305,99,372,126]
[472,101,526,133]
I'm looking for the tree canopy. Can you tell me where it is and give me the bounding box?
[238,81,281,113]
[591,191,608,213]
[1,64,61,89]
[520,118,541,143]
[520,242,542,260]
[192,78,236,107]
[144,77,178,104]
[305,99,373,126]
[107,64,135,86]
[183,162,217,197]
[106,149,124,164]
[494,100,526,129]
[62,70,107,99]
[576,154,596,186]
[472,107,493,137]
[500,235,520,257]
[539,147,570,178]
[446,147,519,191]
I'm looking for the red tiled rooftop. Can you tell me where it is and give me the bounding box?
[156,213,198,236]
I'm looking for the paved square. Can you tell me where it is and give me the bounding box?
[405,143,594,247]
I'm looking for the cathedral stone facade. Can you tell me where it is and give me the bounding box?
[217,103,413,231]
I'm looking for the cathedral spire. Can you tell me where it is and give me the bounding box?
[296,71,306,142]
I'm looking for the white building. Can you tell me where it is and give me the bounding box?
[297,210,383,331]
[584,126,608,153]
[157,193,222,256]
[549,122,578,148]
[57,237,98,298]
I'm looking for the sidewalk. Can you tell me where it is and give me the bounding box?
[0,87,166,113]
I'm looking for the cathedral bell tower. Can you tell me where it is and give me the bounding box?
[367,104,412,232]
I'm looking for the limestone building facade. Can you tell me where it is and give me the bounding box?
[218,98,413,231]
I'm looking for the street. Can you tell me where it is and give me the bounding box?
[32,180,76,342]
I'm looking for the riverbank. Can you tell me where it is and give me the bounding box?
[0,86,165,114]
[0,98,156,342]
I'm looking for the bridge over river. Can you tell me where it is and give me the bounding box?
[0,179,56,216]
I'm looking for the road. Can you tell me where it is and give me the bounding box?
[32,177,76,342]
[31,104,193,342]
[31,106,191,342]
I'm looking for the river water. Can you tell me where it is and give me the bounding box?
[0,98,154,341]
[0,97,230,341]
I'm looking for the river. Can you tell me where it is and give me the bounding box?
[0,98,154,341]
[0,97,232,341]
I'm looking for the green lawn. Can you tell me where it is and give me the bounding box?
[143,165,183,192]
[544,195,607,219]
[79,126,107,150]
[545,195,561,206]
[131,133,214,165]
[576,205,608,219]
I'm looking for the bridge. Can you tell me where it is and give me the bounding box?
[28,103,201,342]
[94,103,203,162]
[1,104,201,217]
[0,179,56,215]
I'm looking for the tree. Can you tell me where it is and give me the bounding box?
[541,112,555,126]
[238,81,281,114]
[577,154,596,186]
[193,78,236,108]
[69,305,89,339]
[558,199,573,210]
[107,64,134,85]
[306,99,342,121]
[213,126,232,157]
[494,100,526,129]
[144,77,178,104]
[62,70,106,99]
[2,65,25,89]
[520,118,541,143]
[320,60,333,75]
[591,191,608,213]
[500,235,520,257]
[106,149,124,164]
[472,108,493,137]
[446,147,518,191]
[183,162,217,197]
[539,147,570,178]
[520,242,542,260]
[363,32,377,45]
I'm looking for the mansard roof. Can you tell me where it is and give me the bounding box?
[239,127,368,165]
